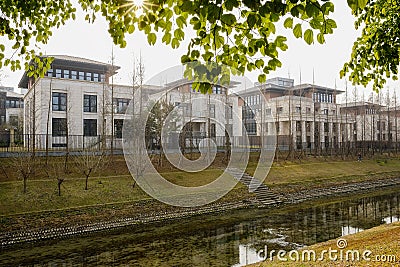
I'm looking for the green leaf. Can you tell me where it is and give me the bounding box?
[171,38,180,49]
[258,74,267,83]
[357,0,368,9]
[317,33,325,44]
[162,33,171,44]
[147,33,157,45]
[221,14,236,25]
[293,23,302,38]
[284,17,293,29]
[174,29,185,41]
[304,29,314,44]
[247,13,257,28]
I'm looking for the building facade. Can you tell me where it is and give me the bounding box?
[148,79,242,150]
[20,56,241,151]
[0,87,24,146]
[239,77,356,151]
[20,55,162,150]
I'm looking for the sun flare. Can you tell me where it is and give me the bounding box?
[132,0,144,8]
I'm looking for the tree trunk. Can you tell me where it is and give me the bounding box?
[85,176,89,190]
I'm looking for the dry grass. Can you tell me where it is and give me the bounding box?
[251,222,400,267]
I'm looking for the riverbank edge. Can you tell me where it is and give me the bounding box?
[2,176,400,249]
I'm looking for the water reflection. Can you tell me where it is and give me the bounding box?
[1,190,399,266]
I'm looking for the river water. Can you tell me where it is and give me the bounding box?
[1,189,399,266]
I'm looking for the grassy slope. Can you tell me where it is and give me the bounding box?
[1,156,400,232]
[251,222,400,267]
[249,157,400,193]
[1,157,400,216]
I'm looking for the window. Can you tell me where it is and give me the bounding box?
[323,109,328,115]
[209,104,215,118]
[93,73,99,82]
[324,122,329,132]
[306,121,311,132]
[315,122,319,133]
[306,136,311,148]
[265,108,272,115]
[295,106,301,113]
[114,98,130,114]
[0,116,5,125]
[100,74,105,82]
[296,121,301,131]
[52,118,67,136]
[306,107,311,114]
[296,136,302,149]
[277,107,283,114]
[84,95,97,113]
[275,122,280,134]
[245,122,257,135]
[56,69,62,78]
[213,86,221,94]
[71,71,77,79]
[46,69,53,77]
[64,69,70,79]
[52,93,67,111]
[86,72,92,81]
[114,119,123,138]
[79,71,85,80]
[84,119,97,136]
[226,105,233,119]
[210,123,216,137]
[243,108,254,120]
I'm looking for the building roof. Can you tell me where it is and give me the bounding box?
[291,83,344,94]
[237,80,344,96]
[6,91,23,99]
[18,55,120,89]
[164,78,241,90]
[47,55,113,66]
[340,101,384,108]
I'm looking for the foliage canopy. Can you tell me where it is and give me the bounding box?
[0,0,397,90]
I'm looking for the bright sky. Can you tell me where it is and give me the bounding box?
[1,1,398,100]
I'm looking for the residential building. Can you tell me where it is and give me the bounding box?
[340,101,400,150]
[148,79,242,150]
[0,87,24,146]
[238,77,355,151]
[20,55,162,150]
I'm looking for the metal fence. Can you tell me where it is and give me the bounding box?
[0,132,399,157]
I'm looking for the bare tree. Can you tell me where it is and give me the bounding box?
[394,90,398,154]
[146,100,176,167]
[44,160,66,196]
[73,145,107,190]
[45,78,54,165]
[386,87,392,154]
[13,152,36,193]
